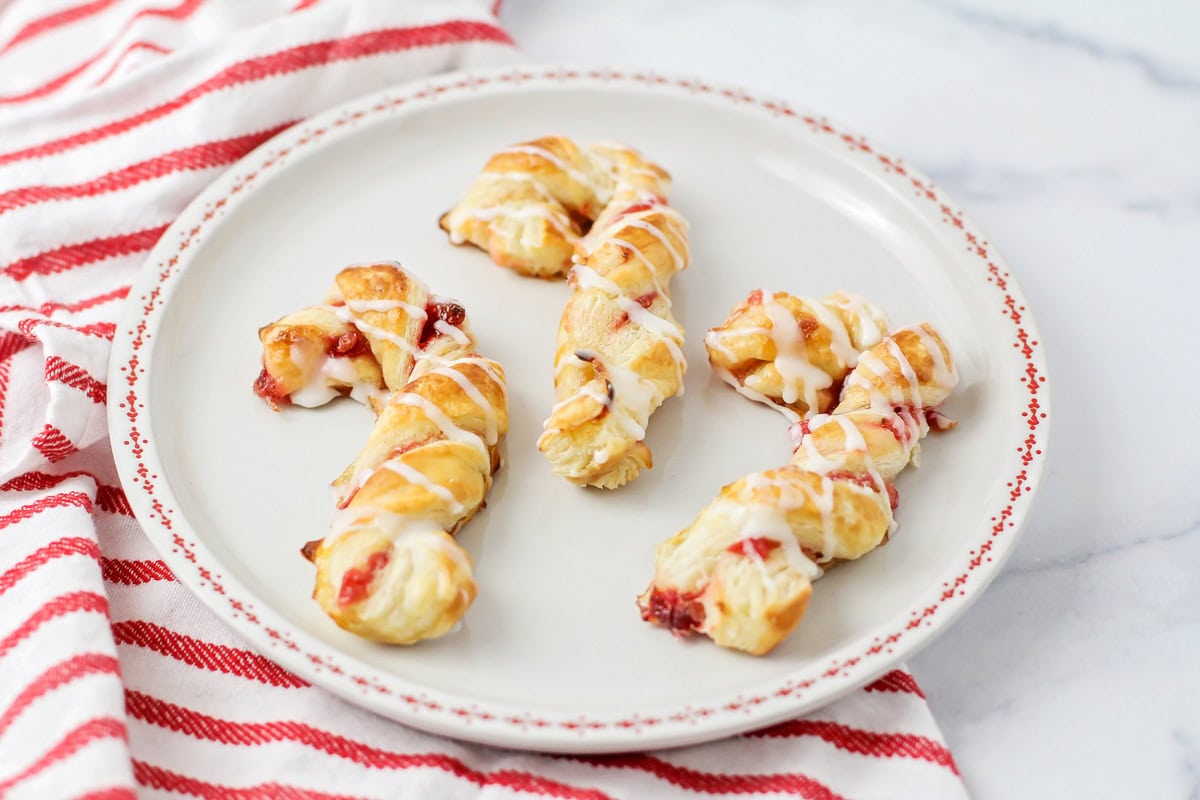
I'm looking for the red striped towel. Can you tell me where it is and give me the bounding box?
[0,1,970,797]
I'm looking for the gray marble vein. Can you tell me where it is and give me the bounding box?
[924,0,1200,92]
[1004,520,1200,577]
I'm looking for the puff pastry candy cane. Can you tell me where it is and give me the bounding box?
[253,262,467,411]
[303,337,509,644]
[705,290,890,422]
[442,136,689,488]
[638,324,957,655]
[537,186,690,488]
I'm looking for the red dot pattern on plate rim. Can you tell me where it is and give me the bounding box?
[118,66,1047,736]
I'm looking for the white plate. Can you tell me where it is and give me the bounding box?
[109,65,1050,753]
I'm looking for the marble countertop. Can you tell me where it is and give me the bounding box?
[500,1,1200,797]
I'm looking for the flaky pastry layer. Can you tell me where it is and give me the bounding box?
[640,319,958,655]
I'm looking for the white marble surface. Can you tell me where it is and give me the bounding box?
[499,1,1200,797]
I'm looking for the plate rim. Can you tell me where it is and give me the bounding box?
[107,63,1051,752]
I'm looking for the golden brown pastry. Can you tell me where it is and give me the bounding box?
[255,261,509,644]
[639,323,957,655]
[305,349,508,644]
[705,290,890,421]
[442,136,689,489]
[538,184,690,488]
[253,262,455,410]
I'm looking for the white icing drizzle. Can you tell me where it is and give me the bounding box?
[581,145,622,179]
[352,384,390,408]
[469,203,576,239]
[559,349,662,441]
[431,363,499,445]
[886,338,923,411]
[740,470,833,559]
[802,475,839,562]
[328,512,471,598]
[847,350,896,414]
[289,381,340,408]
[382,460,464,515]
[287,344,380,409]
[845,334,945,455]
[434,320,471,345]
[826,292,887,349]
[391,393,489,458]
[799,296,858,370]
[760,292,832,412]
[794,416,844,475]
[345,298,427,318]
[548,383,609,418]
[910,324,958,388]
[500,145,596,194]
[801,413,897,534]
[711,365,802,423]
[333,355,502,506]
[330,494,476,611]
[480,170,558,202]
[606,237,668,300]
[325,505,377,549]
[704,329,736,362]
[600,196,687,229]
[604,362,659,441]
[612,218,686,272]
[741,470,786,497]
[323,304,419,356]
[622,166,666,182]
[553,354,575,381]
[321,355,359,386]
[710,497,824,583]
[453,354,504,389]
[571,264,686,379]
[729,324,775,338]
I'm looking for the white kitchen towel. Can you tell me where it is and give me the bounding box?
[0,1,969,797]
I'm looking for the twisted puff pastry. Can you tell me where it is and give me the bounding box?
[255,262,509,644]
[638,323,957,655]
[442,136,689,489]
[254,262,467,411]
[305,348,508,643]
[705,290,890,421]
[539,186,689,488]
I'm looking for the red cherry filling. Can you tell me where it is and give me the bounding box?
[608,199,664,225]
[252,369,290,407]
[326,329,371,359]
[338,551,390,606]
[420,300,466,345]
[613,292,660,331]
[641,587,705,634]
[727,537,781,559]
[823,470,899,510]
